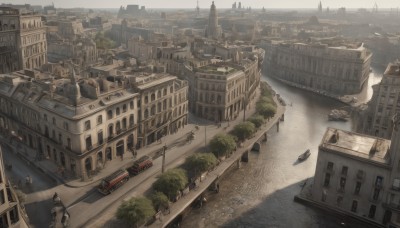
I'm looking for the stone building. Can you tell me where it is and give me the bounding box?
[0,7,47,74]
[183,49,261,122]
[0,68,139,180]
[0,147,29,228]
[356,62,400,139]
[128,73,188,147]
[110,20,154,46]
[262,39,372,96]
[311,121,400,227]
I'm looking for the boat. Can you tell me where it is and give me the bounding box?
[298,149,311,161]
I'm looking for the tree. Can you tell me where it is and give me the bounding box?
[94,31,116,50]
[256,102,277,119]
[151,192,169,211]
[117,197,155,227]
[186,153,218,175]
[232,121,256,141]
[153,168,188,201]
[248,115,265,128]
[209,133,236,158]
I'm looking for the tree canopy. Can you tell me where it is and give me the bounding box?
[117,197,155,227]
[209,133,237,157]
[248,115,265,128]
[186,153,218,175]
[152,168,188,200]
[232,121,256,141]
[151,192,169,211]
[94,31,116,50]
[256,102,277,119]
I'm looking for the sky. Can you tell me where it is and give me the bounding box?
[2,0,399,9]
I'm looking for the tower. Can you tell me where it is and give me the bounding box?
[205,1,221,39]
[318,1,322,13]
[196,0,200,16]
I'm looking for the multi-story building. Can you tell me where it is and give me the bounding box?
[110,20,154,46]
[356,62,400,139]
[0,68,139,180]
[262,39,372,96]
[0,147,29,228]
[0,6,47,74]
[183,49,261,122]
[311,121,400,227]
[128,73,188,147]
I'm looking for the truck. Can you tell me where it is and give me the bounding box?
[98,169,129,195]
[127,155,153,176]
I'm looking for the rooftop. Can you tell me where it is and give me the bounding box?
[198,64,238,75]
[320,128,391,165]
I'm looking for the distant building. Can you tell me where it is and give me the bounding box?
[262,39,372,96]
[205,1,222,40]
[0,7,47,73]
[356,62,400,139]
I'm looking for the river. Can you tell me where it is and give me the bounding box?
[180,68,384,228]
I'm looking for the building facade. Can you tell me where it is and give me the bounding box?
[356,63,400,139]
[129,73,188,147]
[262,39,372,96]
[0,69,139,180]
[0,7,47,74]
[311,123,400,228]
[0,147,29,228]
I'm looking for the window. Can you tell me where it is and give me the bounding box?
[336,196,343,206]
[327,162,334,171]
[9,205,19,224]
[122,118,127,129]
[339,177,346,191]
[116,121,121,133]
[351,200,358,212]
[129,115,134,126]
[0,190,4,204]
[375,176,383,188]
[122,104,127,113]
[107,110,113,119]
[393,179,400,190]
[368,205,376,219]
[67,138,71,149]
[63,122,69,130]
[58,134,62,145]
[356,170,364,179]
[97,115,102,125]
[354,182,361,195]
[44,114,47,121]
[163,88,167,96]
[85,120,91,131]
[324,173,331,187]
[98,131,103,145]
[86,136,92,150]
[151,93,155,101]
[52,117,56,125]
[116,108,120,116]
[341,166,348,176]
[373,188,380,200]
[130,101,134,109]
[0,212,8,228]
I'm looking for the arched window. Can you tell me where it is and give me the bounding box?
[129,114,134,126]
[122,118,127,129]
[163,99,167,110]
[144,109,149,119]
[157,90,161,98]
[158,102,162,113]
[107,110,113,119]
[116,121,121,133]
[151,93,155,101]
[116,107,120,116]
[163,88,167,96]
[151,105,156,115]
[122,104,127,113]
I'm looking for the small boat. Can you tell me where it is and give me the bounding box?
[298,149,311,161]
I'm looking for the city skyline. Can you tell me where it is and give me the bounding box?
[3,0,399,9]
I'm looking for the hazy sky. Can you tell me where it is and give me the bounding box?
[4,0,399,9]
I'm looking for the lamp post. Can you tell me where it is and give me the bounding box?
[161,144,167,173]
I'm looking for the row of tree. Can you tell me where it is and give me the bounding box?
[117,81,278,227]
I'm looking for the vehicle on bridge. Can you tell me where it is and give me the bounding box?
[127,155,153,176]
[98,169,129,195]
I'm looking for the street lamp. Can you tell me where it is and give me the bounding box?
[161,144,167,173]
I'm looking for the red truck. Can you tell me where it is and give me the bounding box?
[127,155,153,176]
[98,169,129,195]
